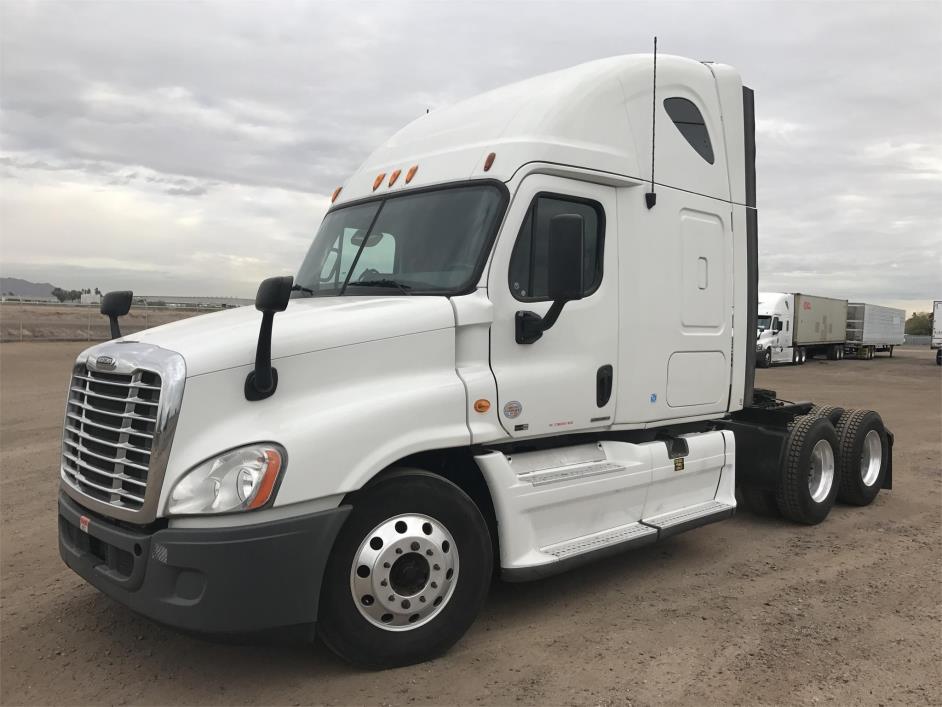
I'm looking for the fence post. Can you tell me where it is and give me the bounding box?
[87,309,91,341]
[20,320,23,342]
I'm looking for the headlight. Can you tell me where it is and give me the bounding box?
[168,443,285,515]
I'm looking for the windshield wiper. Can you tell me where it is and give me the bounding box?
[349,279,413,296]
[291,284,316,296]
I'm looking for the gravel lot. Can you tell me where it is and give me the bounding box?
[1,342,939,706]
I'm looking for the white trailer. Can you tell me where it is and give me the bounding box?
[845,303,905,359]
[56,55,894,668]
[756,292,848,367]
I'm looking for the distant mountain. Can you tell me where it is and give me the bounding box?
[0,277,57,297]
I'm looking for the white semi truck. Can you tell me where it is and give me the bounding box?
[57,55,894,668]
[756,292,848,366]
[932,300,942,365]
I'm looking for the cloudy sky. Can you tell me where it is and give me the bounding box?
[1,1,940,312]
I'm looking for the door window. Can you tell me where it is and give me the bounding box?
[508,195,604,302]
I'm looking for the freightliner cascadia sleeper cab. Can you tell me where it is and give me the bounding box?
[57,55,893,668]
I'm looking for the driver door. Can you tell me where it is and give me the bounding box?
[488,175,619,438]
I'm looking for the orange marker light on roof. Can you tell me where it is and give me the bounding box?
[405,164,418,183]
[331,186,342,203]
[372,172,386,191]
[388,169,401,187]
[484,152,496,171]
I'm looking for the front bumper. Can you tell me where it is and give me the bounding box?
[58,492,350,634]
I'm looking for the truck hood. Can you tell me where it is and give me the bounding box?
[123,297,456,377]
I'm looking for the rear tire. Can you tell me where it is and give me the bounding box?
[799,347,807,364]
[775,415,840,525]
[834,409,888,506]
[808,404,844,425]
[318,470,492,668]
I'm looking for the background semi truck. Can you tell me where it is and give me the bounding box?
[56,55,893,668]
[757,293,905,366]
[756,292,848,366]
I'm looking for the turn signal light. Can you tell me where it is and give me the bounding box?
[372,173,386,191]
[405,164,419,183]
[388,169,401,186]
[331,186,342,203]
[247,448,283,510]
[483,152,496,171]
[474,399,491,413]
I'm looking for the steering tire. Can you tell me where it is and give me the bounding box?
[318,470,492,668]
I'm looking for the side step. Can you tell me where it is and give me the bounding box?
[502,501,735,582]
[641,500,735,539]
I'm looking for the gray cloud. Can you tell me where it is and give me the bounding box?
[0,1,940,310]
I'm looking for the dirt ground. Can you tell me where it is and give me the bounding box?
[1,342,939,706]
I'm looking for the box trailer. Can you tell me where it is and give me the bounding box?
[756,292,848,366]
[56,54,894,668]
[845,303,905,359]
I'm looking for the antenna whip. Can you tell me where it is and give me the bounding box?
[645,36,658,210]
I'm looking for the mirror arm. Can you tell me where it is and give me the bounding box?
[515,300,567,345]
[108,315,122,340]
[245,311,278,400]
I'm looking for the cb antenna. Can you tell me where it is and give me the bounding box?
[645,36,658,210]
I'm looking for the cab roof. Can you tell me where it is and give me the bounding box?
[333,54,746,206]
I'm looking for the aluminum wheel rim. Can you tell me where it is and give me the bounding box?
[860,429,882,487]
[350,513,458,631]
[808,439,835,503]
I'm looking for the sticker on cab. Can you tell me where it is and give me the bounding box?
[503,401,523,419]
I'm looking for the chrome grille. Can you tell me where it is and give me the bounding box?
[62,365,162,510]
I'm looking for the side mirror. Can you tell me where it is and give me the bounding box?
[100,290,133,339]
[516,214,585,344]
[245,275,293,401]
[546,214,585,302]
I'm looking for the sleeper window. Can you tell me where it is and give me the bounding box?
[509,195,604,302]
[664,97,715,164]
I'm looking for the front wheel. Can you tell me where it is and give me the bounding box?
[760,348,772,368]
[318,470,493,668]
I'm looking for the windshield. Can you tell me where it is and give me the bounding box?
[295,184,505,296]
[757,315,772,332]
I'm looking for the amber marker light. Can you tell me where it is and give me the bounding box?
[405,164,419,183]
[372,172,386,191]
[483,152,496,171]
[388,169,401,187]
[474,399,491,413]
[331,186,342,203]
[246,448,283,510]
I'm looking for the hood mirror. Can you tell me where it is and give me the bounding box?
[245,275,293,401]
[100,290,133,339]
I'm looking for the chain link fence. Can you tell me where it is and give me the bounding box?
[0,302,229,342]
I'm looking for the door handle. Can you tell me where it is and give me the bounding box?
[596,365,613,407]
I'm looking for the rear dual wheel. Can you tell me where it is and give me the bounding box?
[834,409,888,506]
[775,415,840,525]
[318,471,492,669]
